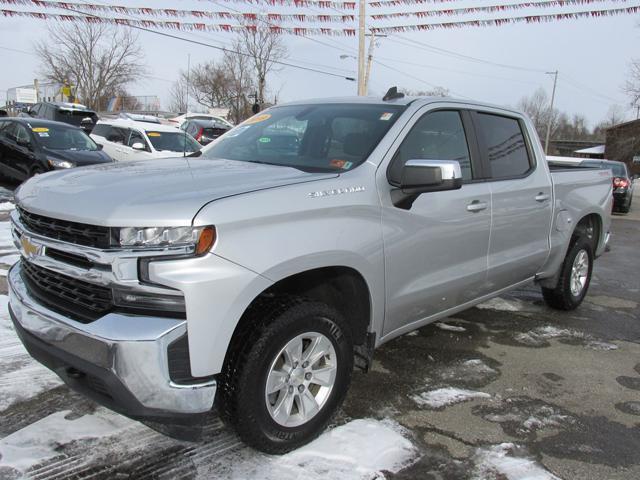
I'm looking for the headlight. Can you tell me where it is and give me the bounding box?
[47,158,75,169]
[118,225,216,255]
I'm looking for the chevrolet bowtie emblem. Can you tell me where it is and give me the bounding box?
[20,235,40,258]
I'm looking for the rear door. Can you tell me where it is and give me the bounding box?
[380,107,492,335]
[473,111,552,288]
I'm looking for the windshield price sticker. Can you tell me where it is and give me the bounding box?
[380,112,394,121]
[147,132,161,137]
[258,137,271,143]
[244,113,271,125]
[330,159,353,170]
[32,127,49,132]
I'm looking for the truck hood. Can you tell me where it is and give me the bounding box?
[16,158,337,226]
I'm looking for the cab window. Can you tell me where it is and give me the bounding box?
[388,110,472,185]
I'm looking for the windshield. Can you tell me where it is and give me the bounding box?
[31,124,98,151]
[199,104,405,172]
[145,131,201,153]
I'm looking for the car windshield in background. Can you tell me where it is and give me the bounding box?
[145,131,201,153]
[32,124,98,151]
[199,104,405,172]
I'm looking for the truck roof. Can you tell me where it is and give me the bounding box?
[278,94,524,116]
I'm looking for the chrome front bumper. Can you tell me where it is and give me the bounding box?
[8,263,216,417]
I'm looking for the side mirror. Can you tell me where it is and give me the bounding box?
[392,160,463,209]
[401,160,462,193]
[131,142,146,151]
[96,143,103,150]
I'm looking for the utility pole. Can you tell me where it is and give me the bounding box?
[363,31,386,95]
[544,70,558,155]
[357,0,366,95]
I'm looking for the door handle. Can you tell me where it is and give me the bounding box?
[467,200,488,212]
[535,193,550,202]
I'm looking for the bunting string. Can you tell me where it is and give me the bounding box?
[1,5,639,35]
[0,0,355,22]
[370,4,640,32]
[0,9,358,34]
[370,0,630,18]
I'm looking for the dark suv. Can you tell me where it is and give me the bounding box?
[180,118,230,145]
[581,159,634,213]
[22,102,99,134]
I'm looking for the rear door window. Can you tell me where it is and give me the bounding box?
[91,124,111,138]
[476,113,532,179]
[106,126,127,144]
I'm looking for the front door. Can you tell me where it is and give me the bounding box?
[380,109,491,336]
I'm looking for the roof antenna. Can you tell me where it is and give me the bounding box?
[383,86,405,101]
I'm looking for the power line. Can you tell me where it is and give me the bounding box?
[388,35,549,73]
[44,5,356,82]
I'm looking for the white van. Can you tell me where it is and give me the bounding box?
[90,118,201,161]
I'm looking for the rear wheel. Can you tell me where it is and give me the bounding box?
[542,237,593,310]
[218,297,353,454]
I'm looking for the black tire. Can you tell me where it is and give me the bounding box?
[619,197,631,214]
[218,296,353,454]
[541,237,593,311]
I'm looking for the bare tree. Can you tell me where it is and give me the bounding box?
[625,59,640,114]
[186,61,230,110]
[517,87,561,140]
[222,43,256,124]
[236,25,287,105]
[35,23,144,110]
[168,77,190,113]
[400,87,450,97]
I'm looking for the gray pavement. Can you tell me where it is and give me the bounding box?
[0,186,638,479]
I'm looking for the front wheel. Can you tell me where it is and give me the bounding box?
[218,297,354,454]
[541,237,593,310]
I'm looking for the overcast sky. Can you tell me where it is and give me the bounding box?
[0,0,638,128]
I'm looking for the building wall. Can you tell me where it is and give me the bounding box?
[605,120,640,176]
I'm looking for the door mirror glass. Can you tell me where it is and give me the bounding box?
[400,159,463,194]
[131,142,146,151]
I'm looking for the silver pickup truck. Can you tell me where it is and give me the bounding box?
[8,93,612,453]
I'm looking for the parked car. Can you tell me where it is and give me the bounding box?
[21,102,99,134]
[9,93,612,454]
[90,118,201,161]
[169,113,233,129]
[0,118,112,180]
[580,159,634,213]
[180,118,231,145]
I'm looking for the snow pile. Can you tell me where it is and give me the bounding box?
[0,202,15,212]
[210,419,417,480]
[515,325,618,350]
[0,295,62,410]
[435,322,467,332]
[412,387,490,409]
[437,359,498,384]
[472,443,560,480]
[476,297,524,312]
[0,409,133,474]
[0,220,19,268]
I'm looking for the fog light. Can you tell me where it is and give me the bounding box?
[112,288,185,313]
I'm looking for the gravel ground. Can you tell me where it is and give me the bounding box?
[0,183,638,480]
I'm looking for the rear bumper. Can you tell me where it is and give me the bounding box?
[8,262,216,423]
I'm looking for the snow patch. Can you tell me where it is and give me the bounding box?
[435,322,467,332]
[209,419,417,480]
[0,294,62,410]
[412,387,490,408]
[515,325,618,351]
[472,443,560,480]
[476,297,524,312]
[0,409,133,473]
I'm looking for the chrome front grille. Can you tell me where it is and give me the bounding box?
[18,207,113,249]
[20,260,113,323]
